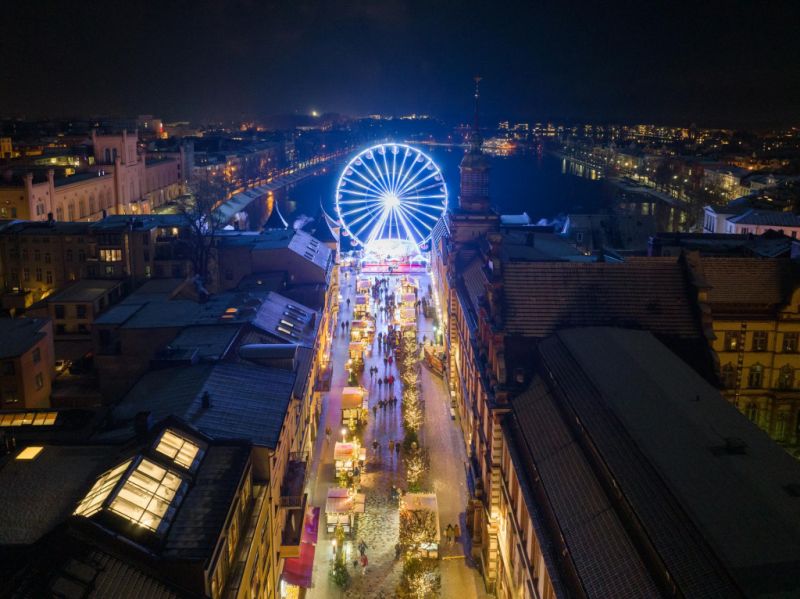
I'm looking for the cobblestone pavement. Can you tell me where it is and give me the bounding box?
[306,270,487,599]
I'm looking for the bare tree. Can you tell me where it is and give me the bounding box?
[177,172,230,285]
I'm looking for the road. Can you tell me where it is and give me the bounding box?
[304,268,487,598]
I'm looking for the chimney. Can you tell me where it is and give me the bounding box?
[134,411,152,437]
[202,391,212,409]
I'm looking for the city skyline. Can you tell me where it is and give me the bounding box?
[2,1,800,126]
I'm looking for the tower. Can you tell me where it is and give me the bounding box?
[447,78,499,245]
[458,77,491,213]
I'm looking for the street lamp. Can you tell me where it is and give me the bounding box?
[341,427,347,442]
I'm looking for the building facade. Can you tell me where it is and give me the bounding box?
[0,317,54,409]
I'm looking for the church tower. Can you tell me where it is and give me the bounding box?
[447,77,499,245]
[458,77,492,212]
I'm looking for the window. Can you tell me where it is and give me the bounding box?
[33,249,40,262]
[721,363,736,388]
[783,333,798,353]
[154,429,204,470]
[2,361,14,375]
[78,250,86,262]
[2,387,19,404]
[76,305,87,319]
[16,446,44,461]
[779,365,794,390]
[724,331,740,351]
[775,412,788,441]
[66,249,73,262]
[32,348,41,364]
[22,268,30,282]
[748,364,763,388]
[108,458,185,533]
[21,249,28,260]
[745,402,758,422]
[46,271,53,284]
[74,460,132,517]
[35,268,42,282]
[752,331,768,352]
[35,373,44,390]
[100,248,122,262]
[55,305,65,319]
[44,253,51,264]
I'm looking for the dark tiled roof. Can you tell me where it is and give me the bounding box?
[698,257,793,307]
[530,327,800,597]
[0,445,117,545]
[508,376,660,598]
[501,258,700,338]
[250,292,318,346]
[728,209,800,227]
[9,530,182,599]
[0,318,48,359]
[111,362,296,448]
[164,444,249,560]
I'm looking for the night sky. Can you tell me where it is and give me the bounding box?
[2,0,799,126]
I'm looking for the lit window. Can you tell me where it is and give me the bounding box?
[74,460,132,517]
[16,446,43,460]
[279,319,295,328]
[108,458,185,532]
[154,429,203,470]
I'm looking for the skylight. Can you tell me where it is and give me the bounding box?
[154,429,203,470]
[16,446,43,460]
[74,459,132,517]
[108,458,185,533]
[0,411,58,427]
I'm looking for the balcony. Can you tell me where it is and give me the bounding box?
[279,452,308,509]
[279,494,308,559]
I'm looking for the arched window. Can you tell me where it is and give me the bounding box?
[775,412,788,441]
[67,203,75,221]
[748,364,763,388]
[79,199,87,218]
[779,365,794,390]
[721,363,736,389]
[89,195,96,215]
[104,149,111,163]
[746,402,758,423]
[55,207,64,221]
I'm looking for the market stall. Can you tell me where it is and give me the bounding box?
[346,342,365,375]
[400,292,416,307]
[353,294,370,318]
[399,492,441,559]
[357,278,371,295]
[340,386,368,426]
[324,487,366,534]
[399,306,417,326]
[333,441,366,477]
[423,344,446,376]
[350,320,374,344]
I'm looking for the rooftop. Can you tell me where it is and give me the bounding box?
[107,362,296,448]
[0,445,117,545]
[728,209,800,228]
[509,327,800,597]
[0,318,49,359]
[499,258,702,338]
[694,256,795,308]
[47,279,123,304]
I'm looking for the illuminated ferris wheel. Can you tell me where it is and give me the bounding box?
[335,143,448,249]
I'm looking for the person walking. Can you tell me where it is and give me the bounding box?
[454,523,461,542]
[372,439,379,455]
[378,377,383,390]
[395,439,401,458]
[388,439,395,456]
[383,356,388,368]
[325,426,331,445]
[358,539,368,557]
[360,553,368,574]
[446,524,454,546]
[372,405,377,419]
[346,297,351,308]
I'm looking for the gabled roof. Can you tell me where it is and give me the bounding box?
[0,318,49,359]
[0,445,118,545]
[697,257,794,308]
[109,362,296,448]
[728,209,800,227]
[501,258,700,338]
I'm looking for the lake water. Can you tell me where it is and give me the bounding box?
[276,147,614,228]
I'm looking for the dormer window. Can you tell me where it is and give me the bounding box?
[154,428,205,471]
